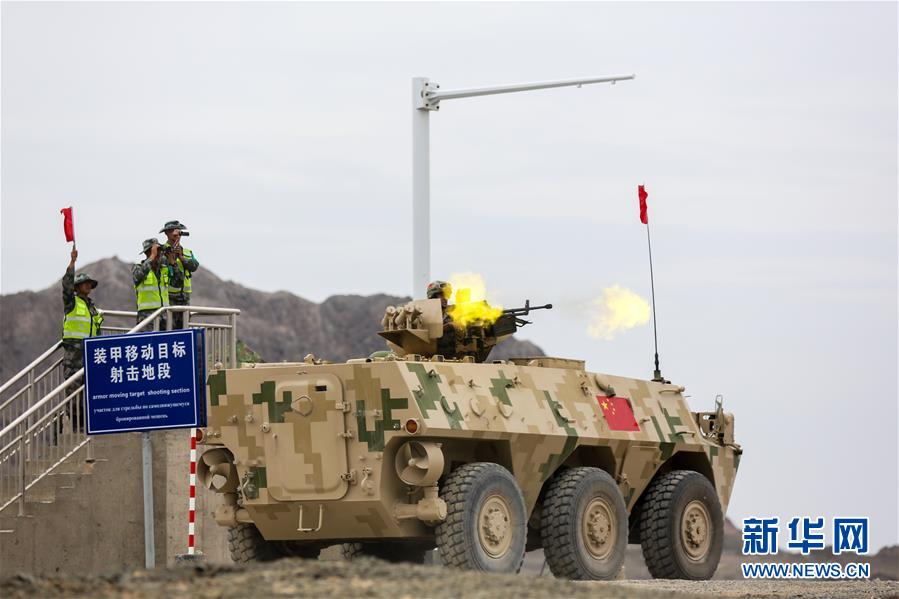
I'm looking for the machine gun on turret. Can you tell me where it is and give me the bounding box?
[378,296,552,363]
[497,300,553,327]
[461,299,552,361]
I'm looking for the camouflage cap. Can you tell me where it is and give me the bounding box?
[140,238,160,253]
[160,220,188,233]
[426,280,453,300]
[74,273,98,289]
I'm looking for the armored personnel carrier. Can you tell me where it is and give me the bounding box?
[198,295,740,580]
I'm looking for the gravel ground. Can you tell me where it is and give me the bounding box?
[2,558,897,599]
[617,580,899,598]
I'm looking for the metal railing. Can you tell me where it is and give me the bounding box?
[0,305,240,515]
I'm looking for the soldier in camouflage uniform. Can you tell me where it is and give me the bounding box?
[132,238,181,330]
[62,247,103,431]
[427,280,457,358]
[160,220,199,329]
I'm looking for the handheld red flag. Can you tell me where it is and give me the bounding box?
[596,395,640,432]
[60,207,75,242]
[638,185,648,225]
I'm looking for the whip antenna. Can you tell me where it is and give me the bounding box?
[639,185,664,383]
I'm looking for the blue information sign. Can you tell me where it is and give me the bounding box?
[83,329,207,435]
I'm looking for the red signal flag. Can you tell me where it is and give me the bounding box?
[638,185,649,225]
[597,395,641,432]
[60,207,75,242]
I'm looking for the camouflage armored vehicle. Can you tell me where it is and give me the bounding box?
[198,293,740,580]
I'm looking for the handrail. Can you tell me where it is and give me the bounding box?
[0,341,62,397]
[0,305,240,439]
[0,372,84,439]
[0,356,65,413]
[97,309,138,317]
[0,303,240,516]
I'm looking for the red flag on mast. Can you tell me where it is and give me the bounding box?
[638,185,648,225]
[60,207,75,242]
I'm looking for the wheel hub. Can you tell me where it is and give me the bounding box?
[681,500,712,561]
[582,498,616,560]
[478,495,513,558]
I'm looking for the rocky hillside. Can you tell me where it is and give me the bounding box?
[0,257,543,382]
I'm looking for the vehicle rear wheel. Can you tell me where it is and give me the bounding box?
[228,523,281,563]
[435,462,527,573]
[340,541,432,563]
[639,470,723,580]
[228,524,320,562]
[540,467,628,580]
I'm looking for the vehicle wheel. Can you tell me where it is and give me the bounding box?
[639,470,723,580]
[340,541,431,563]
[540,467,628,580]
[228,523,281,563]
[435,462,527,573]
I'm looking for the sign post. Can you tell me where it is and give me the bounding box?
[141,431,155,568]
[83,329,207,569]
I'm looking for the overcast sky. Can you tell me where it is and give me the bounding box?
[2,2,896,550]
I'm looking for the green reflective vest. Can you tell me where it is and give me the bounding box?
[165,245,194,294]
[135,266,170,311]
[63,296,103,340]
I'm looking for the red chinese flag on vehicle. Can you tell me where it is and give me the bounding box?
[596,396,640,432]
[638,185,649,225]
[60,207,75,242]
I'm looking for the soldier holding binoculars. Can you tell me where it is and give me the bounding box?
[160,220,199,329]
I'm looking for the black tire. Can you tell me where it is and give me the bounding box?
[228,523,281,563]
[435,462,527,573]
[540,467,628,580]
[639,470,723,580]
[228,523,320,563]
[340,541,431,563]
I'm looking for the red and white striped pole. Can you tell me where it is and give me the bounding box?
[187,427,197,555]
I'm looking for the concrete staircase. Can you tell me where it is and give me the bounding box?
[0,305,240,575]
[0,431,230,576]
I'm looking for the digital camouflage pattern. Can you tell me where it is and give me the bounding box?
[200,298,741,545]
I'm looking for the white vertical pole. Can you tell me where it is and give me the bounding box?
[412,77,430,299]
[142,431,156,568]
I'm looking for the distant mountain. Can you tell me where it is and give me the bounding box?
[4,259,897,580]
[0,257,544,382]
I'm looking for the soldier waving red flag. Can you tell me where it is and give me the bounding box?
[638,185,648,224]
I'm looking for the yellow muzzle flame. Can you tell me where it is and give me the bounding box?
[588,285,651,340]
[447,273,504,326]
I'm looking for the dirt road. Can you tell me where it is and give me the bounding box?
[3,557,897,599]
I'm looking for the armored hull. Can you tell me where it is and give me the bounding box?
[200,353,740,579]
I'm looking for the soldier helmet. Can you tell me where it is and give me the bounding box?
[74,273,98,289]
[160,220,188,233]
[140,238,160,253]
[426,280,453,300]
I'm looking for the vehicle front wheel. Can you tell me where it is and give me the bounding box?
[435,462,527,573]
[639,470,724,580]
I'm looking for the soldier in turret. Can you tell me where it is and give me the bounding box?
[427,280,457,357]
[62,247,103,430]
